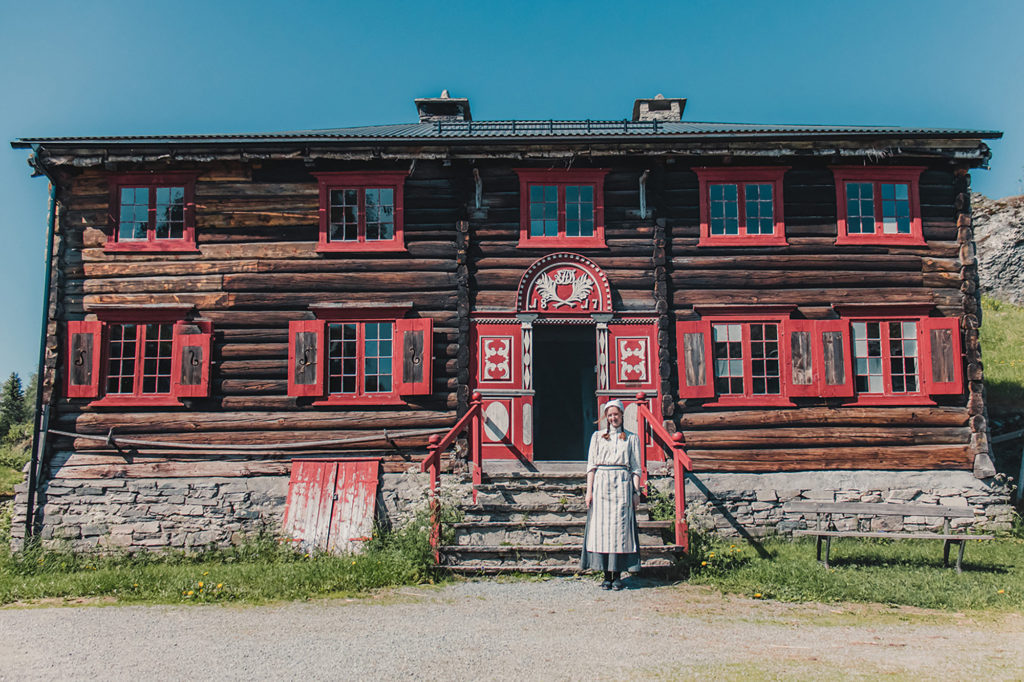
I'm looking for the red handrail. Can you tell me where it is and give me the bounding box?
[633,392,692,552]
[421,392,484,557]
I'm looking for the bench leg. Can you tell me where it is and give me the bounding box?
[824,536,832,569]
[943,539,951,568]
[816,535,823,564]
[956,540,965,574]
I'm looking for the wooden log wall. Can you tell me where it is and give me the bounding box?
[43,151,982,481]
[50,160,463,480]
[665,163,976,472]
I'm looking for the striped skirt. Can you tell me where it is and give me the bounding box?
[579,465,641,573]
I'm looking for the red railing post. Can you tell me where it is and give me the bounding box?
[672,432,689,552]
[427,434,441,560]
[634,392,648,490]
[470,391,483,504]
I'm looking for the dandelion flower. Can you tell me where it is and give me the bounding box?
[216,583,223,589]
[701,561,707,566]
[754,593,762,598]
[351,560,357,566]
[186,590,194,596]
[202,571,209,576]
[730,544,736,548]
[133,583,139,588]
[998,589,1005,594]
[709,553,715,558]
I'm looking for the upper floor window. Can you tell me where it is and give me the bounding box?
[695,167,788,246]
[833,167,925,246]
[515,169,608,248]
[66,307,212,405]
[107,173,199,252]
[314,172,407,253]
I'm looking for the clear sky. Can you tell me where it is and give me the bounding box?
[1,0,1021,380]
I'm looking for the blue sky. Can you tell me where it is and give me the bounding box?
[1,0,1021,380]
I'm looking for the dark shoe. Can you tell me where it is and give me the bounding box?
[612,579,624,591]
[600,580,612,590]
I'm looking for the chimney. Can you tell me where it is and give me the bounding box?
[415,90,472,123]
[632,94,686,122]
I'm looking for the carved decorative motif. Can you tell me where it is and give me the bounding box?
[480,336,513,382]
[516,252,613,314]
[616,337,649,383]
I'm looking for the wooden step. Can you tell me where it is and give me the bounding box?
[446,557,679,575]
[451,520,674,530]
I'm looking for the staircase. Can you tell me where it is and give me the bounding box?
[438,470,686,574]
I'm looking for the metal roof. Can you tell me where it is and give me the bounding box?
[11,119,1002,147]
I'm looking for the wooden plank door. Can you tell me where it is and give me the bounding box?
[282,459,337,551]
[326,460,381,554]
[283,459,381,554]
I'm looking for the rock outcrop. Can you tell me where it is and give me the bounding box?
[973,193,1024,305]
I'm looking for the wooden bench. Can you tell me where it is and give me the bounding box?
[784,501,994,572]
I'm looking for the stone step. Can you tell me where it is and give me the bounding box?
[445,557,678,575]
[451,520,674,547]
[459,503,657,523]
[439,544,685,572]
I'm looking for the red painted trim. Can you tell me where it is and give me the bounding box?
[695,167,789,247]
[783,319,819,398]
[105,172,199,253]
[842,315,930,402]
[92,395,182,407]
[66,320,103,399]
[846,395,936,406]
[692,304,797,318]
[514,169,609,248]
[313,171,407,253]
[287,319,326,398]
[676,319,715,399]
[832,166,926,246]
[814,319,855,398]
[322,319,401,402]
[395,317,433,395]
[920,316,964,396]
[471,322,522,390]
[171,327,212,398]
[608,323,659,391]
[833,304,933,318]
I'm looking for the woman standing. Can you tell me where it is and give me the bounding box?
[580,399,642,590]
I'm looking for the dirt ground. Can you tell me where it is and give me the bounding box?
[1,578,1022,681]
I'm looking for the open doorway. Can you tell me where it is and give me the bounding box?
[532,325,597,460]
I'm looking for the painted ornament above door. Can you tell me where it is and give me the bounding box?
[516,252,613,314]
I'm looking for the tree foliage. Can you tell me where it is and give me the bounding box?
[0,373,26,441]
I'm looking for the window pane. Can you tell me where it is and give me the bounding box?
[565,184,594,237]
[851,320,883,393]
[154,186,185,240]
[363,322,393,393]
[329,189,360,241]
[140,324,173,394]
[328,323,359,395]
[529,185,559,238]
[119,187,149,241]
[105,323,137,394]
[881,183,911,235]
[744,183,774,236]
[709,184,740,236]
[712,323,744,395]
[749,323,780,395]
[365,188,395,241]
[846,182,875,234]
[887,320,918,393]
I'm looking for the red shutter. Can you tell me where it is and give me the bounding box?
[171,322,212,398]
[816,319,855,398]
[785,319,818,398]
[67,320,102,398]
[920,317,963,395]
[288,320,325,397]
[676,320,714,399]
[394,317,433,395]
[608,323,658,391]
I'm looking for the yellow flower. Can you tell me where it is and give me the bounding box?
[186,590,194,596]
[199,589,203,594]
[351,560,357,566]
[701,561,707,566]
[133,583,139,588]
[709,553,715,558]
[216,583,223,589]
[202,571,209,576]
[198,581,203,588]
[730,544,736,548]
[754,593,762,598]
[998,589,1005,594]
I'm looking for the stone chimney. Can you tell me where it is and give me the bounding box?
[415,90,472,123]
[632,94,686,122]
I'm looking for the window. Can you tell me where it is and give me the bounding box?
[107,173,198,252]
[65,308,212,405]
[515,169,608,248]
[833,167,925,245]
[288,307,432,403]
[327,321,394,398]
[314,172,407,252]
[851,320,920,395]
[695,167,788,246]
[678,310,964,405]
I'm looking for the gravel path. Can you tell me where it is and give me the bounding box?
[1,578,1022,680]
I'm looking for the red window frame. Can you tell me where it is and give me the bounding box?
[695,167,788,247]
[833,167,926,246]
[106,172,199,252]
[704,315,793,407]
[515,169,608,248]
[838,305,934,406]
[89,306,204,407]
[313,172,407,253]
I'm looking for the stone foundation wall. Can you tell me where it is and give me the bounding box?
[649,470,1015,538]
[8,468,1015,552]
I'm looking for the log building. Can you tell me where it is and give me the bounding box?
[9,93,1013,563]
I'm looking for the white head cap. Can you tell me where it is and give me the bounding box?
[603,399,625,416]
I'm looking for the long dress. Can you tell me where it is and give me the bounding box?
[579,425,642,573]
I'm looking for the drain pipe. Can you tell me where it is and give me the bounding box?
[24,148,58,541]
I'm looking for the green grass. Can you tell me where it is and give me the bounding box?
[685,532,1024,612]
[0,513,444,606]
[980,295,1024,413]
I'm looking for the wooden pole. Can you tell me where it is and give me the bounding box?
[673,431,689,552]
[635,392,648,489]
[427,434,440,561]
[471,391,483,504]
